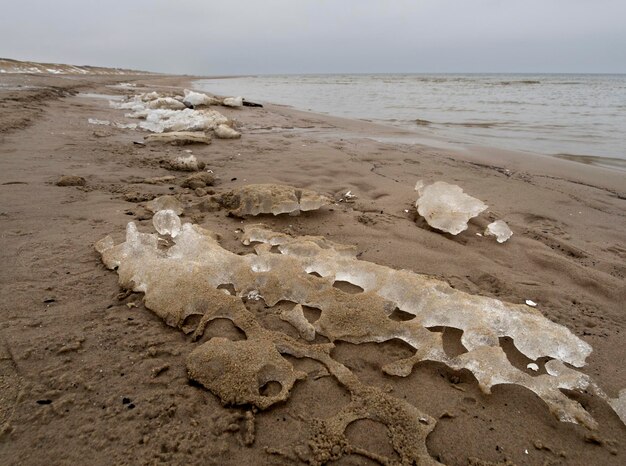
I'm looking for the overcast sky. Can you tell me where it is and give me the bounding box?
[1,0,624,75]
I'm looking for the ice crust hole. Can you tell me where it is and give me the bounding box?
[345,419,399,461]
[259,380,283,397]
[307,271,323,278]
[182,314,202,334]
[217,283,237,296]
[332,280,364,294]
[426,326,468,358]
[302,305,322,324]
[196,318,247,344]
[498,337,546,374]
[388,307,416,322]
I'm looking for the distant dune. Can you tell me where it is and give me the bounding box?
[0,57,153,75]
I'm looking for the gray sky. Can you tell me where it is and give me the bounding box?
[1,0,624,74]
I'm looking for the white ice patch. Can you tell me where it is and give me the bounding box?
[88,118,111,126]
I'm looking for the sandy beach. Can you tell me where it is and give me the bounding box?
[1,71,625,465]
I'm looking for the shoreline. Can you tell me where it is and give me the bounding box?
[1,72,624,465]
[193,74,626,174]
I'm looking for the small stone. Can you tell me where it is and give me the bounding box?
[124,192,155,203]
[181,172,215,189]
[56,175,86,187]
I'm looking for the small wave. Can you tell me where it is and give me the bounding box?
[445,121,503,129]
[415,118,433,126]
[414,119,506,129]
[555,153,626,171]
[495,80,541,86]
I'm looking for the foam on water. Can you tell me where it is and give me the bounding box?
[195,74,626,168]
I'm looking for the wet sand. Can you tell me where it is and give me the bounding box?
[0,72,625,465]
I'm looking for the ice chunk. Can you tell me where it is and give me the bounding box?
[609,389,626,425]
[222,96,243,107]
[146,195,183,215]
[526,299,537,307]
[146,97,186,110]
[214,124,241,139]
[109,92,237,136]
[415,180,487,235]
[152,209,182,237]
[88,118,110,126]
[161,154,205,172]
[183,89,220,107]
[485,220,513,243]
[144,131,211,145]
[527,363,539,371]
[113,122,137,129]
[222,184,331,217]
[137,108,229,133]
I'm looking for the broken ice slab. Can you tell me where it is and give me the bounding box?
[222,96,243,107]
[222,184,331,217]
[109,91,235,135]
[144,131,211,145]
[485,220,513,243]
[96,215,625,433]
[146,195,183,215]
[137,108,229,133]
[152,209,182,237]
[183,89,221,107]
[214,124,241,139]
[415,180,487,235]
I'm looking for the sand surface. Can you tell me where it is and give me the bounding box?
[0,73,625,465]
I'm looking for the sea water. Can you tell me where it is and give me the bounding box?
[196,74,626,170]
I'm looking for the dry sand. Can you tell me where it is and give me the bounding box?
[0,72,625,465]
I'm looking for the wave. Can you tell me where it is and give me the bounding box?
[554,153,626,171]
[413,118,508,129]
[415,118,433,126]
[443,121,504,129]
[494,80,541,85]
